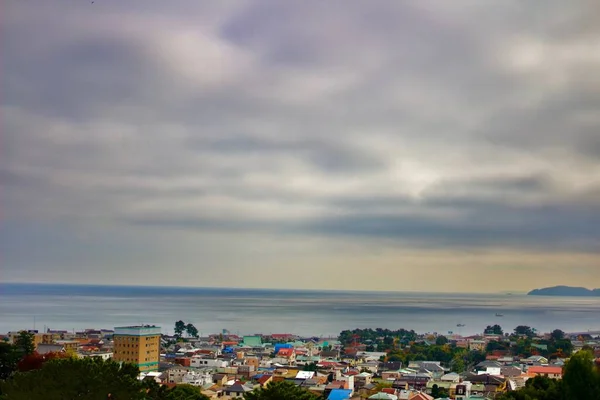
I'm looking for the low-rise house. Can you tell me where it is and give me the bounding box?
[358,361,379,374]
[451,382,472,400]
[380,361,403,371]
[469,340,486,352]
[440,372,460,382]
[242,336,262,347]
[321,350,341,359]
[212,373,229,386]
[327,388,352,400]
[394,373,431,391]
[237,365,256,379]
[527,365,562,379]
[296,355,321,365]
[382,371,402,381]
[191,356,229,368]
[408,392,434,400]
[465,374,508,397]
[166,366,190,384]
[244,356,260,369]
[354,371,373,388]
[522,355,548,365]
[296,371,315,380]
[36,343,66,355]
[501,366,523,378]
[182,370,213,386]
[497,356,516,365]
[139,371,165,384]
[551,358,566,366]
[475,361,502,373]
[369,392,398,400]
[324,382,350,399]
[418,362,446,379]
[256,374,272,387]
[223,381,254,397]
[272,347,296,365]
[78,350,113,360]
[54,340,79,353]
[269,333,296,342]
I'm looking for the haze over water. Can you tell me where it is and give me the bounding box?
[2,283,599,337]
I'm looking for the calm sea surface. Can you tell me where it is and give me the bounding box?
[1,283,599,337]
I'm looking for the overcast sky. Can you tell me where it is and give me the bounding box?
[2,0,599,292]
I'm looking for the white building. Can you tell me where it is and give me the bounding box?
[78,351,113,361]
[182,371,213,386]
[190,356,229,368]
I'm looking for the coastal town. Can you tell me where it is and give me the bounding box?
[2,323,600,399]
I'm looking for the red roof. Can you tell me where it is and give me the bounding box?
[277,348,294,357]
[318,361,342,368]
[528,366,562,375]
[258,375,272,385]
[411,393,434,400]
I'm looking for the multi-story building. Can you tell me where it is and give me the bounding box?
[7,331,45,349]
[113,325,161,372]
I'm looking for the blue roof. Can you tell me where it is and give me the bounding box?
[274,343,293,352]
[328,389,352,400]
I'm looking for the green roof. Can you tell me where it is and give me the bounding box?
[242,336,262,346]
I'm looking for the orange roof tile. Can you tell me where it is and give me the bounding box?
[528,366,562,374]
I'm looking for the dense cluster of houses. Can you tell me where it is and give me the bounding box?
[3,328,600,400]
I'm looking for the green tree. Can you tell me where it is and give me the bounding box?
[14,331,35,356]
[550,329,565,341]
[435,336,449,346]
[451,354,465,373]
[164,384,209,400]
[0,357,144,400]
[431,384,448,398]
[486,340,508,352]
[0,342,19,380]
[497,375,563,400]
[174,321,186,338]
[373,381,393,391]
[465,350,486,366]
[303,362,318,372]
[514,325,535,338]
[185,323,199,339]
[562,350,600,400]
[244,381,319,400]
[484,324,503,335]
[499,350,600,400]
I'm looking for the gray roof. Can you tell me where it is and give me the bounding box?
[36,344,65,354]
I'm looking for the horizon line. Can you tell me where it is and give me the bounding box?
[0,281,530,295]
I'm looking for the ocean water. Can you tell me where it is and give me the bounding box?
[1,283,599,337]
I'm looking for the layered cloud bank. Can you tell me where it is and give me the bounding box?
[2,1,599,291]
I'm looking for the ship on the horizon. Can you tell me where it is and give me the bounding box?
[495,313,504,317]
[456,323,466,327]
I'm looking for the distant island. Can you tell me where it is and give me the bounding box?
[528,285,600,296]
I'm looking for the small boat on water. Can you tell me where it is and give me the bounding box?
[457,323,466,327]
[495,313,504,317]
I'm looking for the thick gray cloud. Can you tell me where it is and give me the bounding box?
[1,0,599,290]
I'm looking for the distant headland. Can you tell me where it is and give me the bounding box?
[528,285,600,296]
